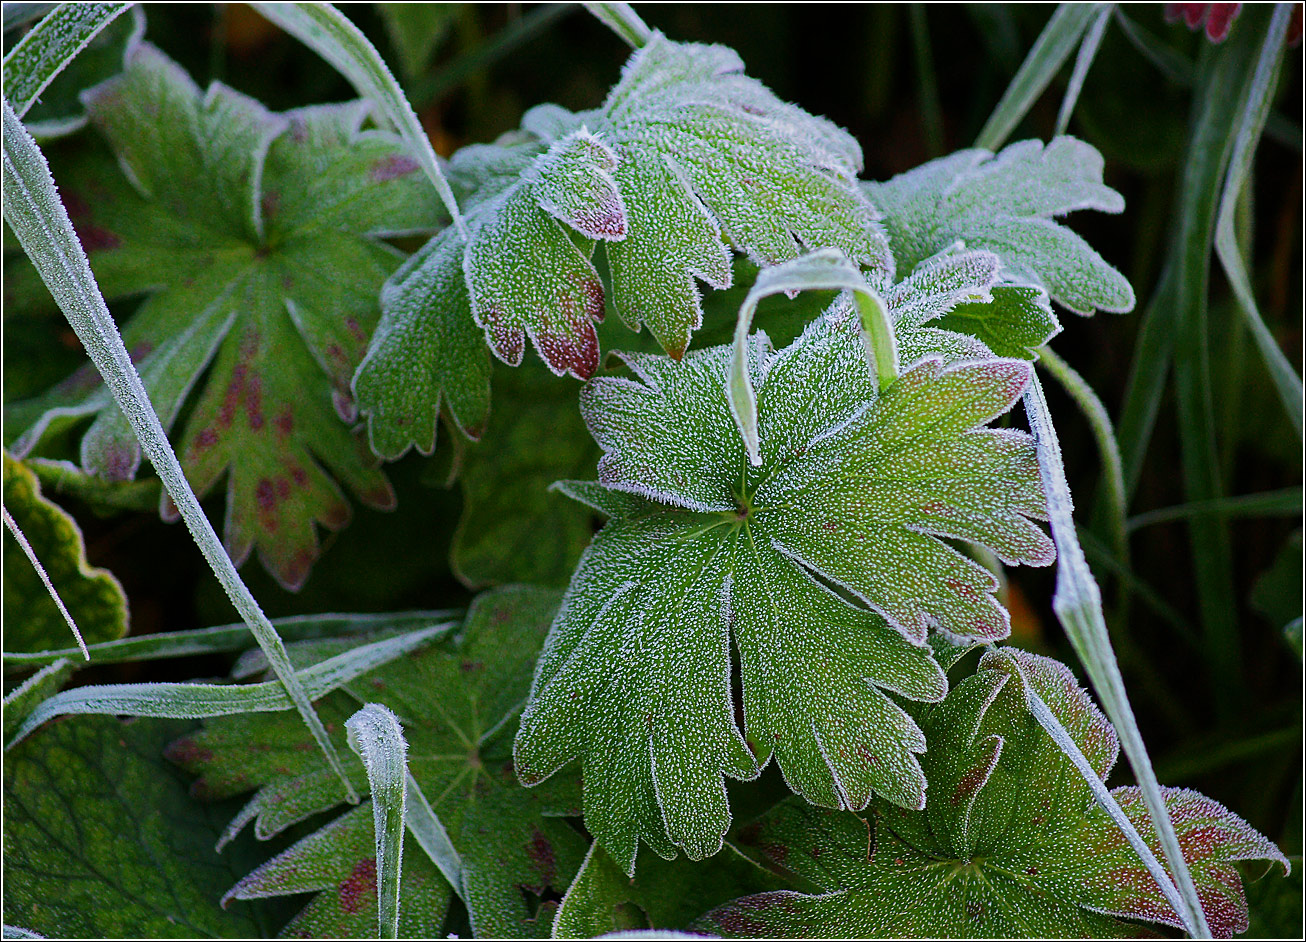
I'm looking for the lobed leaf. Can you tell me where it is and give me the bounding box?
[865,136,1133,315]
[515,297,1053,870]
[171,587,589,938]
[700,649,1286,938]
[355,31,891,456]
[6,40,442,589]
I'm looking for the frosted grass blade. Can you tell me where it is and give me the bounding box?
[975,3,1102,150]
[1053,4,1110,137]
[1128,487,1302,532]
[1,97,358,801]
[404,770,466,901]
[1024,374,1211,938]
[1213,4,1301,439]
[727,247,895,466]
[346,704,408,939]
[2,658,73,742]
[582,2,652,48]
[7,625,443,748]
[1,1,130,117]
[2,506,88,659]
[2,611,459,670]
[251,1,466,238]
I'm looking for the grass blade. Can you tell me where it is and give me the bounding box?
[582,2,653,48]
[251,1,466,238]
[404,769,466,901]
[1213,4,1301,439]
[2,506,88,659]
[2,610,459,671]
[975,3,1102,150]
[1053,4,1111,137]
[1112,7,1194,86]
[2,1,131,118]
[7,625,443,748]
[2,657,73,742]
[727,248,895,466]
[909,4,944,156]
[1,97,358,801]
[1127,487,1303,532]
[1024,373,1212,938]
[346,704,408,939]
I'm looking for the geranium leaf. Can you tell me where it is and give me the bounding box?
[169,587,588,938]
[934,285,1061,360]
[6,40,442,589]
[3,451,127,654]
[700,649,1287,938]
[513,298,1052,871]
[3,716,281,938]
[865,136,1134,315]
[355,31,890,457]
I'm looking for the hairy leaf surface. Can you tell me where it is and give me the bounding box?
[6,41,441,589]
[355,31,890,456]
[701,650,1288,938]
[865,136,1134,314]
[3,451,127,652]
[514,302,1053,872]
[170,587,586,938]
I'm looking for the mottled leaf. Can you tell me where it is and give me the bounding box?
[865,136,1134,314]
[6,40,441,589]
[3,451,127,653]
[356,31,890,455]
[701,649,1287,938]
[514,306,1052,871]
[171,587,587,938]
[3,716,280,938]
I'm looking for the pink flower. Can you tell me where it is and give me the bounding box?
[1163,3,1242,42]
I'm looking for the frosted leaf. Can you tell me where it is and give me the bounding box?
[5,41,441,589]
[865,136,1134,314]
[513,316,1052,871]
[357,31,890,457]
[700,650,1287,939]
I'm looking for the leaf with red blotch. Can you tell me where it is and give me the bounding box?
[168,587,587,939]
[512,309,1052,874]
[4,41,441,590]
[699,649,1288,939]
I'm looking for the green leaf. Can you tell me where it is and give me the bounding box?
[934,285,1061,360]
[514,307,1053,871]
[700,649,1288,938]
[450,360,600,589]
[8,41,442,589]
[3,451,127,653]
[375,2,460,80]
[356,31,890,455]
[554,840,791,938]
[3,715,281,938]
[865,136,1134,315]
[171,587,588,938]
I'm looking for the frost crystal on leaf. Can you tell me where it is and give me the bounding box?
[6,41,441,589]
[354,31,891,457]
[513,300,1053,872]
[865,136,1134,315]
[701,649,1288,939]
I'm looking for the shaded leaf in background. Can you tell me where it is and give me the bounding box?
[865,136,1134,314]
[554,839,793,939]
[2,451,127,653]
[2,715,285,939]
[514,298,1053,872]
[356,30,891,455]
[376,2,461,81]
[701,649,1287,938]
[171,586,587,938]
[25,455,160,516]
[1250,530,1302,635]
[6,40,441,590]
[451,359,599,589]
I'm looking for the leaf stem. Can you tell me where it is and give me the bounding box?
[583,2,653,48]
[2,506,89,660]
[1,98,358,802]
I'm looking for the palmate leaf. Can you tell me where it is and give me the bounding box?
[701,650,1288,939]
[169,587,587,938]
[514,284,1054,873]
[865,136,1134,315]
[6,40,441,589]
[355,30,889,457]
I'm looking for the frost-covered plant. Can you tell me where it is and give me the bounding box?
[2,4,1297,941]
